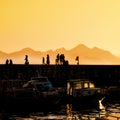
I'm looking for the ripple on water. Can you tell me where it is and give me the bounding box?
[3,101,120,120]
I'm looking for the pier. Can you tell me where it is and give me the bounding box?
[0,64,120,87]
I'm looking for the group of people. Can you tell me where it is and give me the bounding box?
[5,59,13,65]
[5,54,69,65]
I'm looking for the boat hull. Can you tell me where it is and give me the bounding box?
[67,95,100,110]
[0,92,62,113]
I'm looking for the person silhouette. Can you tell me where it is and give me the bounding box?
[24,55,29,65]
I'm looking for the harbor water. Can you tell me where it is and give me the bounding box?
[1,99,120,120]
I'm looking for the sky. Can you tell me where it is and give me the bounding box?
[1,0,120,55]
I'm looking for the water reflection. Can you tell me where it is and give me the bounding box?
[99,98,106,110]
[66,104,72,118]
[2,99,120,120]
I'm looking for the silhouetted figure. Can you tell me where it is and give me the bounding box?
[5,59,9,65]
[42,57,45,64]
[9,59,13,65]
[63,60,69,65]
[75,56,79,65]
[46,54,50,65]
[24,55,29,65]
[56,54,60,64]
[60,54,65,65]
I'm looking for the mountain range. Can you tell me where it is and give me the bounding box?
[0,44,120,65]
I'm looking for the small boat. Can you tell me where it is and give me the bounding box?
[101,86,120,106]
[2,76,62,112]
[66,79,103,109]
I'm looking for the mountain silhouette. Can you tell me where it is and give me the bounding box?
[0,44,120,64]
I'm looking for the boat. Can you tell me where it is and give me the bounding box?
[1,76,62,112]
[101,86,120,106]
[66,79,104,109]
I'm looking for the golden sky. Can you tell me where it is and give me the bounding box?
[1,0,120,55]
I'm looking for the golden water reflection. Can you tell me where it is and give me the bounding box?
[66,104,73,120]
[99,98,106,111]
[66,99,120,120]
[7,99,120,120]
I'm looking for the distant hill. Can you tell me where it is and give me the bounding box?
[0,44,120,65]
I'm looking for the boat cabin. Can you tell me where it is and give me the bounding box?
[22,76,53,91]
[67,79,101,97]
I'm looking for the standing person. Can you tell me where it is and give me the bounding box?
[46,54,50,65]
[75,56,79,65]
[9,59,13,65]
[24,55,29,65]
[5,59,9,65]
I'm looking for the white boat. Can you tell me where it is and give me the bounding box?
[66,79,103,108]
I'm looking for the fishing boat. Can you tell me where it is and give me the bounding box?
[101,86,120,106]
[66,79,104,109]
[2,76,62,112]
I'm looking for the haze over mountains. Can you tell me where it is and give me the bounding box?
[0,44,120,65]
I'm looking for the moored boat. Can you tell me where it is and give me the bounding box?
[66,79,104,109]
[101,86,120,106]
[1,76,62,112]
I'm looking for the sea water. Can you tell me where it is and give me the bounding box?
[2,99,120,120]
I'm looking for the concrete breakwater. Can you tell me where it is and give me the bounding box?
[0,64,120,87]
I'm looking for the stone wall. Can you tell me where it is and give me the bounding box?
[0,64,120,87]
